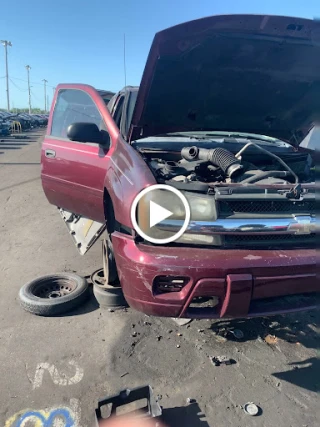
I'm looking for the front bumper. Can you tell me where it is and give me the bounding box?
[112,232,319,319]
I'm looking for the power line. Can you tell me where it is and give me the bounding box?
[9,78,28,92]
[31,89,41,102]
[11,76,56,88]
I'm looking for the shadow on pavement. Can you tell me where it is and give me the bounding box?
[0,146,21,150]
[273,357,320,393]
[0,176,41,192]
[58,287,100,317]
[162,403,210,427]
[0,131,44,156]
[209,311,320,394]
[0,142,30,146]
[209,310,319,350]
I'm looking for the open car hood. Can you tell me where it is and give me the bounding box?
[129,14,320,146]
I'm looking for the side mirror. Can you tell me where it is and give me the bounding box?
[67,122,110,146]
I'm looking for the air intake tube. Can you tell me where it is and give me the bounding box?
[181,146,243,179]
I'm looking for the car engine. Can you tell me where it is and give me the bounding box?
[147,143,315,190]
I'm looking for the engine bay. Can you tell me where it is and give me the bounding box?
[140,142,315,192]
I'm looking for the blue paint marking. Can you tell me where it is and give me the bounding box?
[15,408,74,427]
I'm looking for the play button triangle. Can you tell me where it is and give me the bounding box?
[149,200,173,228]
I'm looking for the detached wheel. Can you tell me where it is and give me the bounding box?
[19,273,89,316]
[91,268,127,309]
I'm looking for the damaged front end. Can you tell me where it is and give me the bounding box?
[134,135,317,249]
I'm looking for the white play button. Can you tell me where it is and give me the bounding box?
[149,200,173,228]
[130,184,191,244]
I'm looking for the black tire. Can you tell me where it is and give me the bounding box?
[93,282,128,309]
[19,273,89,316]
[103,237,118,284]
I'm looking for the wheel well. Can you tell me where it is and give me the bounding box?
[103,189,116,235]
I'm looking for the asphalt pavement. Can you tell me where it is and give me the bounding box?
[0,130,319,427]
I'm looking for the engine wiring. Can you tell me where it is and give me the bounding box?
[235,142,299,184]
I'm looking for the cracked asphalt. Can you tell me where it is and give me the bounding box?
[0,130,319,427]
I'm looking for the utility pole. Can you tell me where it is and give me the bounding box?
[25,65,32,114]
[1,40,12,111]
[42,79,48,112]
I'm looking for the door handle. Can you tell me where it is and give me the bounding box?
[45,149,56,159]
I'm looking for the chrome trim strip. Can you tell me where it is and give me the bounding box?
[157,216,318,235]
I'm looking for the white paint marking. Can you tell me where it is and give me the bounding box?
[69,398,82,427]
[32,360,84,390]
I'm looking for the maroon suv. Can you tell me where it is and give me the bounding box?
[41,14,319,319]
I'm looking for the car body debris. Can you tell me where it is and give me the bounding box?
[172,318,193,326]
[215,335,227,343]
[210,356,237,366]
[269,321,280,329]
[120,372,129,378]
[231,329,244,339]
[264,334,278,345]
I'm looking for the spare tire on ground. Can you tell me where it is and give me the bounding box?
[91,268,128,309]
[19,273,89,316]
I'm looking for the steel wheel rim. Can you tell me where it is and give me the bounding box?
[33,278,77,299]
[91,268,106,287]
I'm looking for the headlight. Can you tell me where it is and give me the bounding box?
[138,189,217,222]
[137,188,219,244]
[183,192,218,221]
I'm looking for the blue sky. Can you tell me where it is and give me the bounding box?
[0,0,319,109]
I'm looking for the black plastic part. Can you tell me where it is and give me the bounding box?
[95,385,162,422]
[165,179,209,193]
[181,146,241,174]
[285,183,303,199]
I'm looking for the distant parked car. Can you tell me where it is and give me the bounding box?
[9,114,31,130]
[0,121,10,136]
[0,112,14,133]
[32,114,47,126]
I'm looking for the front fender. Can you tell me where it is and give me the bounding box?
[104,136,156,229]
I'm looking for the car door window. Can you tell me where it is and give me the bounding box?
[125,90,138,136]
[112,95,125,129]
[51,89,103,138]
